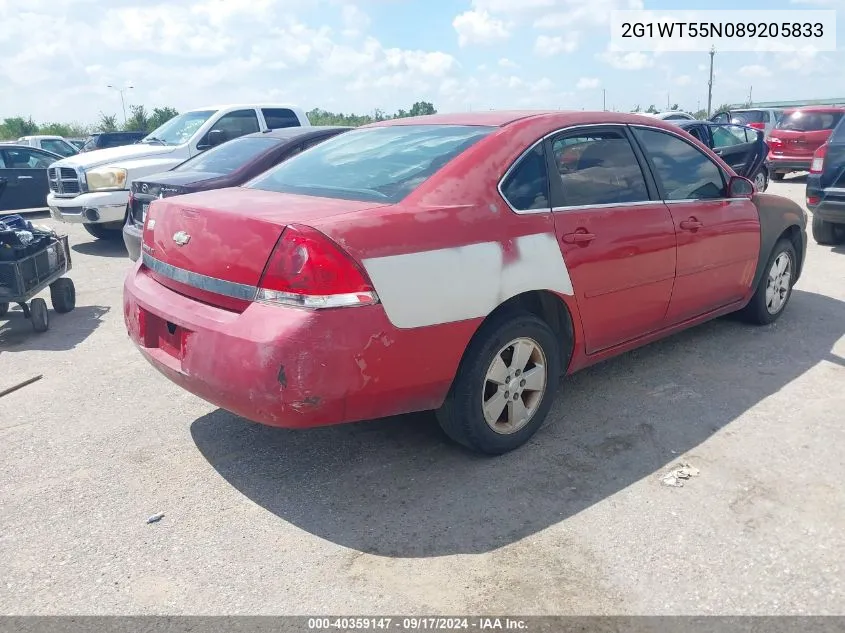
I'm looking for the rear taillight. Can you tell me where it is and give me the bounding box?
[768,136,783,150]
[748,122,766,130]
[256,225,378,309]
[810,144,827,173]
[807,195,820,206]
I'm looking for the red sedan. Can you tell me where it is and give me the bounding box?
[124,111,807,454]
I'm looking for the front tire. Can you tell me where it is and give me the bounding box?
[812,215,845,245]
[83,222,122,240]
[436,311,561,455]
[739,238,797,325]
[752,169,768,192]
[30,298,49,333]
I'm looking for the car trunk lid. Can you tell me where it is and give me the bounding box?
[141,188,389,310]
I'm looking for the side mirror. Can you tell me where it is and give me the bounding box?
[728,175,755,198]
[197,130,225,151]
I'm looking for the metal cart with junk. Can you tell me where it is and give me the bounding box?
[0,207,75,333]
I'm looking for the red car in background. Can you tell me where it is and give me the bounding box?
[124,111,807,455]
[767,106,845,180]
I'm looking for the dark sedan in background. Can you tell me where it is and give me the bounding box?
[122,126,352,260]
[675,120,769,192]
[806,117,845,245]
[0,145,62,212]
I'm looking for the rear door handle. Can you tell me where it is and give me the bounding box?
[679,218,703,231]
[561,231,596,244]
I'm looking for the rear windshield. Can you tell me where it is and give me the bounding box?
[174,136,278,175]
[778,111,844,132]
[733,110,766,123]
[246,124,494,203]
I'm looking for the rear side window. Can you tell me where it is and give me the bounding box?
[248,125,494,203]
[41,139,76,157]
[500,144,549,211]
[263,108,301,129]
[551,131,649,206]
[633,127,725,200]
[734,110,768,123]
[778,110,844,132]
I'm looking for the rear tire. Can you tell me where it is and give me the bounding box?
[30,298,49,333]
[50,278,76,313]
[771,172,785,181]
[83,222,122,240]
[0,302,8,317]
[752,169,768,192]
[739,238,797,325]
[812,215,845,245]
[436,311,561,455]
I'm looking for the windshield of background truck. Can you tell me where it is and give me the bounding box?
[141,110,215,146]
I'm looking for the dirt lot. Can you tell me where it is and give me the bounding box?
[1,176,843,615]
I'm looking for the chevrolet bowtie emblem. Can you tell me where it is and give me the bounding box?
[173,231,191,246]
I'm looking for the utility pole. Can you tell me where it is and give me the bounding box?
[107,84,133,124]
[602,89,606,111]
[748,85,753,107]
[706,46,715,116]
[667,91,670,110]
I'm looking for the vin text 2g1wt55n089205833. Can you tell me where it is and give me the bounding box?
[123,111,807,455]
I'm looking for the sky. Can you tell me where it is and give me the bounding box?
[0,0,843,125]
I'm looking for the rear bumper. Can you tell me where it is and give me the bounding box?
[123,263,475,428]
[123,220,142,261]
[47,190,128,224]
[809,199,845,224]
[766,155,811,172]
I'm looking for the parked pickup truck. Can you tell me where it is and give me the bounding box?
[16,135,79,158]
[46,104,310,239]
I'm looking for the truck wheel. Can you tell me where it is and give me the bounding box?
[771,172,785,181]
[739,238,797,325]
[50,278,76,313]
[436,311,561,455]
[812,215,845,245]
[30,298,49,333]
[0,302,8,317]
[83,223,122,240]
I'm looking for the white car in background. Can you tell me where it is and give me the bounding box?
[16,135,79,157]
[710,108,784,138]
[644,111,697,122]
[46,104,310,239]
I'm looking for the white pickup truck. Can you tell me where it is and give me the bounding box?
[46,104,310,238]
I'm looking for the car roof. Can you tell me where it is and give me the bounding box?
[365,110,700,129]
[188,104,304,113]
[782,105,845,114]
[0,144,62,157]
[242,126,353,141]
[19,135,65,140]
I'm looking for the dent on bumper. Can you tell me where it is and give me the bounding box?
[123,263,478,428]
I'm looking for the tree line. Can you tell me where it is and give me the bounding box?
[0,101,438,141]
[630,103,734,119]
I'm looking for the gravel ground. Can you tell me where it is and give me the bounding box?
[1,175,843,615]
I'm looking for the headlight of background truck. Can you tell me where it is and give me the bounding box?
[86,167,128,191]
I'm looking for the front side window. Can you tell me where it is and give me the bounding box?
[202,110,261,146]
[174,136,279,175]
[552,130,649,206]
[711,125,749,148]
[141,110,215,146]
[633,127,725,200]
[248,124,494,203]
[1,148,54,169]
[500,144,549,211]
[41,139,76,157]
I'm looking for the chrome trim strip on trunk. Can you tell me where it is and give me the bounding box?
[142,252,259,301]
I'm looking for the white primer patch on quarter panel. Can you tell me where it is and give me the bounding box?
[363,233,574,329]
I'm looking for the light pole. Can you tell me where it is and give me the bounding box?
[602,88,606,111]
[107,84,133,124]
[706,46,715,117]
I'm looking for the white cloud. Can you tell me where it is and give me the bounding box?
[674,75,692,86]
[341,4,371,37]
[531,77,554,92]
[498,57,518,68]
[533,0,644,28]
[452,10,510,46]
[738,65,772,78]
[534,34,578,57]
[576,77,600,90]
[599,51,654,70]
